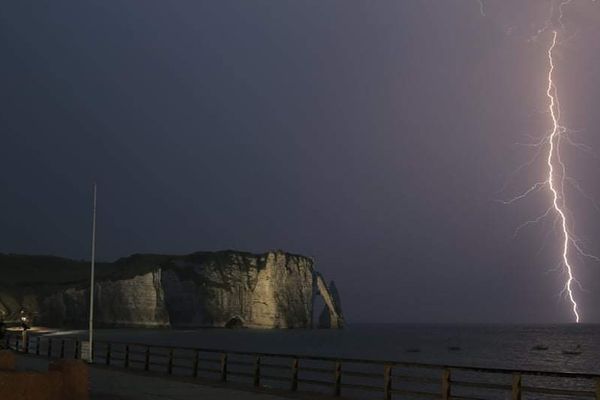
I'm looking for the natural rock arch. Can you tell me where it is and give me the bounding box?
[315,274,344,329]
[224,316,245,329]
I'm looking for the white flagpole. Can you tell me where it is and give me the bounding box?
[88,182,97,362]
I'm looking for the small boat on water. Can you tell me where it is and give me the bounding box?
[447,346,461,351]
[405,348,421,353]
[531,344,549,351]
[562,344,582,355]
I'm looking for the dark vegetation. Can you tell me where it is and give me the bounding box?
[0,250,306,287]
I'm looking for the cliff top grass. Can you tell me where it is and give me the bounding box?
[0,250,312,288]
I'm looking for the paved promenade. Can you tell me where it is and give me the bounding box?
[15,355,303,400]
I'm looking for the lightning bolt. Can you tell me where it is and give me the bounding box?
[497,0,600,323]
[545,29,579,322]
[477,0,486,17]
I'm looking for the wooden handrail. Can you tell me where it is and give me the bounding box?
[6,333,600,400]
[106,343,111,366]
[441,368,451,400]
[253,356,261,387]
[333,361,342,397]
[220,353,227,382]
[77,337,600,380]
[290,358,299,392]
[383,365,392,400]
[512,373,522,400]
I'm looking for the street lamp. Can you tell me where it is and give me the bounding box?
[82,183,97,362]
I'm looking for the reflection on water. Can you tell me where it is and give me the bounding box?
[46,324,600,373]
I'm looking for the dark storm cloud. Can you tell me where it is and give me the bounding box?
[2,1,600,323]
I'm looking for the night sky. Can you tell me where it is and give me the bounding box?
[2,1,600,323]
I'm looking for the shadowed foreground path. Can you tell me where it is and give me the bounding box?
[15,355,302,400]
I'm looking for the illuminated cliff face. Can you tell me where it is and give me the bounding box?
[160,251,318,328]
[0,251,343,329]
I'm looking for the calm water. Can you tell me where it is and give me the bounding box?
[48,324,600,373]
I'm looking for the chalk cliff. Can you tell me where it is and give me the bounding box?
[0,251,343,329]
[318,279,343,329]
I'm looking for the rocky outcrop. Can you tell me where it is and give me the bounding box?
[0,250,342,329]
[316,277,344,329]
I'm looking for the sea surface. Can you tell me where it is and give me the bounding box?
[47,324,600,373]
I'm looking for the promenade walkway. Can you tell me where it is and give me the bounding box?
[15,354,303,400]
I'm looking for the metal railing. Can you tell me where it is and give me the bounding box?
[5,333,600,399]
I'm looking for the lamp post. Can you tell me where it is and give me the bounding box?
[87,182,97,362]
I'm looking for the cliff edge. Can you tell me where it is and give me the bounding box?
[0,250,343,329]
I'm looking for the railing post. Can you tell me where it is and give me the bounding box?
[106,343,111,366]
[442,368,451,400]
[60,339,65,358]
[291,358,299,392]
[168,348,174,375]
[253,356,261,387]
[124,345,130,368]
[384,364,392,400]
[192,350,199,378]
[47,338,52,358]
[220,353,228,382]
[334,361,342,397]
[74,340,79,359]
[511,373,522,400]
[15,335,20,352]
[144,346,150,372]
[36,336,40,356]
[24,335,29,353]
[595,377,600,400]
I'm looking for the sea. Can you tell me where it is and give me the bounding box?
[46,323,600,373]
